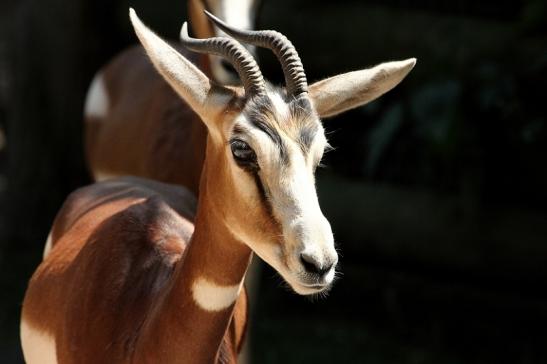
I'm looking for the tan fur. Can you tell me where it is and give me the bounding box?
[309,58,416,118]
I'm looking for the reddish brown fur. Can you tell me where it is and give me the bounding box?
[85,46,208,194]
[85,1,223,194]
[22,176,250,363]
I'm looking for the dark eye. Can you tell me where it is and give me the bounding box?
[230,139,257,165]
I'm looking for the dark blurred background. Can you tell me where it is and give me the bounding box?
[1,0,546,363]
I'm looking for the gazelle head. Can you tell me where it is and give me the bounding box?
[129,9,415,295]
[188,0,260,84]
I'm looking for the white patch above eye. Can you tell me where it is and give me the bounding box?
[84,72,109,119]
[269,92,290,120]
[192,277,243,312]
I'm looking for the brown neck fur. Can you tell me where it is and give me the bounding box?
[134,164,253,362]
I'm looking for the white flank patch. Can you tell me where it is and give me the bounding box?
[192,277,243,312]
[84,72,109,119]
[20,319,58,364]
[42,231,53,260]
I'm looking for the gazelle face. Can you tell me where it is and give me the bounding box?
[130,6,415,296]
[217,91,338,295]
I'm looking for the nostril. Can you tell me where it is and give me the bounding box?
[300,253,330,275]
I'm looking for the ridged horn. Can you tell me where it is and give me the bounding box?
[180,22,266,96]
[204,10,308,97]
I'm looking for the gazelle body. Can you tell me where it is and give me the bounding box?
[85,0,260,191]
[21,177,248,363]
[22,8,415,364]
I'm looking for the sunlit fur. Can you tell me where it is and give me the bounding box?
[129,8,415,295]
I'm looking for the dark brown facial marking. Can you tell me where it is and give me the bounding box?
[245,98,289,164]
[252,171,273,215]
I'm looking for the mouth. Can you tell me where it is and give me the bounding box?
[273,253,338,296]
[288,277,334,295]
[302,283,328,289]
[248,242,337,296]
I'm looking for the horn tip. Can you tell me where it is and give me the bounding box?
[129,7,137,22]
[203,9,224,25]
[129,8,145,34]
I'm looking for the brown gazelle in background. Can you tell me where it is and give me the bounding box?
[84,0,261,192]
[21,8,415,364]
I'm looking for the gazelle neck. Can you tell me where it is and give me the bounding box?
[135,152,252,363]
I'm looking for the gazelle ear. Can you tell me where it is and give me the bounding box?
[309,58,416,118]
[129,9,234,127]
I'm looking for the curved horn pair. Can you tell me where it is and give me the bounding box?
[181,23,266,96]
[180,12,308,98]
[204,11,308,97]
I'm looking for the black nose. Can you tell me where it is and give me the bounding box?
[300,253,335,276]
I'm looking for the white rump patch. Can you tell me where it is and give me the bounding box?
[84,72,109,119]
[42,232,53,259]
[93,170,119,182]
[20,319,58,364]
[192,277,243,312]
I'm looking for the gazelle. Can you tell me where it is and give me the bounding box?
[84,0,261,191]
[21,8,415,364]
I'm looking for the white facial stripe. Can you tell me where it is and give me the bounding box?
[274,144,320,215]
[84,72,109,119]
[234,115,279,165]
[192,277,243,312]
[43,231,53,259]
[20,319,58,364]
